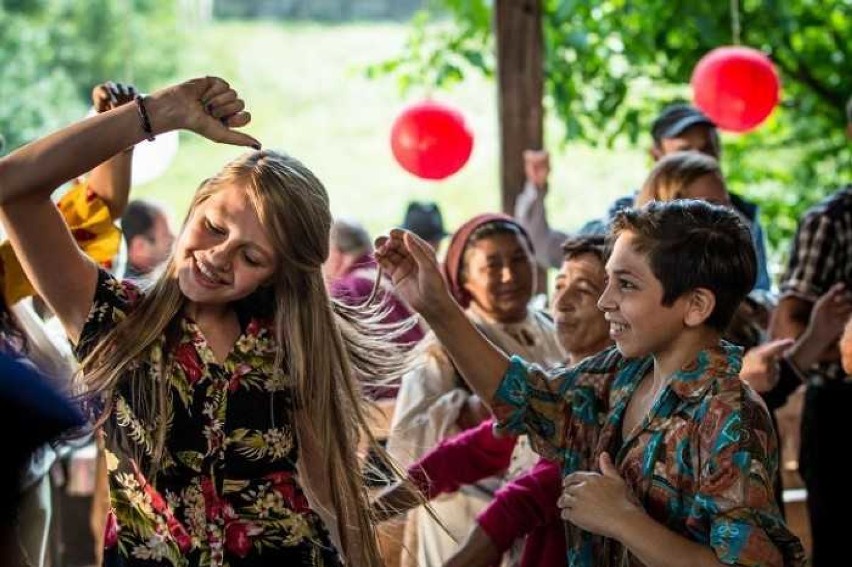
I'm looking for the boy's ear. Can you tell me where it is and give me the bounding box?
[684,288,716,328]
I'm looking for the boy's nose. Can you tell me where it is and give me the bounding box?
[597,285,616,312]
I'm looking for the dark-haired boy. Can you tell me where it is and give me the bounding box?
[376,199,805,566]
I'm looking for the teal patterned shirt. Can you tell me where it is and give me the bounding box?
[491,342,805,567]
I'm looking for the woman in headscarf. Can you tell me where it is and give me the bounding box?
[387,213,564,566]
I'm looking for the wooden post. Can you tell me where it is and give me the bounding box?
[495,0,543,215]
[495,0,547,296]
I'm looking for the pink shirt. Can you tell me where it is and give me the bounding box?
[407,419,565,567]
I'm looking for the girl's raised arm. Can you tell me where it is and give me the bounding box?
[0,77,258,343]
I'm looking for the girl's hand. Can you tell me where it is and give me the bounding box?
[91,82,138,113]
[374,229,454,319]
[147,76,260,149]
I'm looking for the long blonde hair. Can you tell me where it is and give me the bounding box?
[634,152,724,206]
[78,150,412,566]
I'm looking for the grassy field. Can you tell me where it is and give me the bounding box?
[136,20,648,243]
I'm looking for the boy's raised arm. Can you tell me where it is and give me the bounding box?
[375,229,510,405]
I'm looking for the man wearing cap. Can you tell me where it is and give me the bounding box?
[401,201,449,252]
[514,103,771,290]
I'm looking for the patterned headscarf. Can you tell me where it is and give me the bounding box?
[442,213,534,309]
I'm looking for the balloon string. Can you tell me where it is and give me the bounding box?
[730,0,742,45]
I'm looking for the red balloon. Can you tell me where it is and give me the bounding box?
[390,101,474,180]
[691,46,781,133]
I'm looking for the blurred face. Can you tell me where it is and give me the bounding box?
[552,253,612,362]
[659,124,719,159]
[680,173,730,206]
[463,232,534,323]
[175,183,278,307]
[597,232,689,359]
[148,213,176,267]
[323,244,346,281]
[128,211,175,275]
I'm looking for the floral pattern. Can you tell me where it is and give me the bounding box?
[492,343,807,567]
[76,270,341,567]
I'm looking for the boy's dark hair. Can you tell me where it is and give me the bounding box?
[561,234,606,263]
[121,200,162,245]
[610,200,756,331]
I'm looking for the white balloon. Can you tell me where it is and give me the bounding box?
[85,105,180,187]
[131,130,180,187]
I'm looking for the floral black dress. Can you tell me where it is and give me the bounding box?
[76,271,342,567]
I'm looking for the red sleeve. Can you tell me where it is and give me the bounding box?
[407,419,517,500]
[476,459,561,552]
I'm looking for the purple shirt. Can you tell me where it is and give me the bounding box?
[330,254,425,398]
[408,420,566,567]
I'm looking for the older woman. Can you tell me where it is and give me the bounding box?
[387,213,564,566]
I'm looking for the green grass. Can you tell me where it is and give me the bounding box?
[135,20,648,242]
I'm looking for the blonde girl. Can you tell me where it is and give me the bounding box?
[0,77,407,567]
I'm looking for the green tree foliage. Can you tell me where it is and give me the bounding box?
[0,0,181,152]
[371,0,851,253]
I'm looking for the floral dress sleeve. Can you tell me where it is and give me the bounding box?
[490,347,623,465]
[689,389,807,566]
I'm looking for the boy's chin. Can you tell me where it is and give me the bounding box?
[615,341,650,360]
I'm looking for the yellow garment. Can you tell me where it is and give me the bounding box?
[0,180,121,305]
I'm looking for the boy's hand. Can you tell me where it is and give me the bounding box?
[374,229,455,320]
[558,453,643,539]
[92,82,138,113]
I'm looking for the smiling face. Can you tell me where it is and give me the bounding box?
[552,252,612,362]
[462,231,534,323]
[174,183,278,308]
[596,231,690,359]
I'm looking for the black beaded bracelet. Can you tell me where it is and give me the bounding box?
[134,94,156,142]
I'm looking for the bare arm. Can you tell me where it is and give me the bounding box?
[613,509,727,567]
[768,295,810,341]
[87,82,139,219]
[443,525,501,567]
[0,77,258,343]
[787,283,852,371]
[375,230,510,406]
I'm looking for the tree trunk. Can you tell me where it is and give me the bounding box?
[495,0,544,215]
